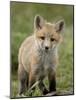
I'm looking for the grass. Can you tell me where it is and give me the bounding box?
[10,2,74,98]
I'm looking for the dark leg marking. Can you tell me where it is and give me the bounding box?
[49,76,56,92]
[18,64,28,95]
[48,72,56,93]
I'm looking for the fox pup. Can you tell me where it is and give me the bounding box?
[18,15,64,96]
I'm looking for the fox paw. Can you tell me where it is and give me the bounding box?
[45,91,57,96]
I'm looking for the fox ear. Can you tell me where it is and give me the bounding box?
[55,20,65,33]
[34,15,45,30]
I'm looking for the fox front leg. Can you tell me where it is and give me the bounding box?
[18,64,28,96]
[48,70,56,94]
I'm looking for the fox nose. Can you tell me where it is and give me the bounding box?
[45,46,49,50]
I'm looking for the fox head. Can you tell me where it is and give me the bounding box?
[34,15,64,52]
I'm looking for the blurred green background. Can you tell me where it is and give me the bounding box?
[10,1,74,98]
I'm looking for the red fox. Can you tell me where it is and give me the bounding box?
[18,15,64,96]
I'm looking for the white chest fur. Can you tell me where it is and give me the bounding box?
[38,50,57,77]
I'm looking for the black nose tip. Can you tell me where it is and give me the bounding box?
[45,46,49,50]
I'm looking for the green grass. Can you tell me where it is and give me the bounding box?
[10,2,74,98]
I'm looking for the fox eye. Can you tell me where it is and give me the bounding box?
[40,36,45,40]
[51,38,55,42]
